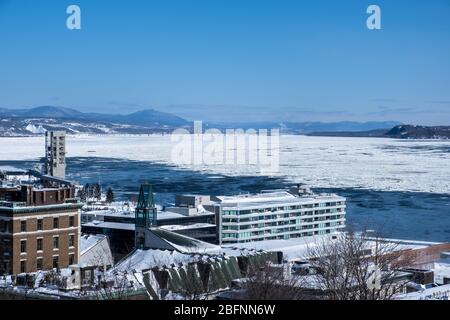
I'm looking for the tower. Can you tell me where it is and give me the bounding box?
[135,184,158,249]
[45,131,66,179]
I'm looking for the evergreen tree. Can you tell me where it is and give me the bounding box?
[78,188,86,202]
[106,187,115,203]
[84,183,91,198]
[93,183,102,200]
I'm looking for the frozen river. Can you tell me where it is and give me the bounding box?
[1,134,449,194]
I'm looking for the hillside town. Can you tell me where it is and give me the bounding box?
[1,131,450,300]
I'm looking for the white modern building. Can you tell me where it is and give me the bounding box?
[215,186,346,244]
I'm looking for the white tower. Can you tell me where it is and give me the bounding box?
[45,131,66,179]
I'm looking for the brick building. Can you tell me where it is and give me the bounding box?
[0,184,82,275]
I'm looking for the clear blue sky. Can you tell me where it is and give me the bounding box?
[0,0,449,124]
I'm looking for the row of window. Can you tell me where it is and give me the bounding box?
[223,214,345,224]
[223,229,337,242]
[20,254,75,273]
[223,208,344,219]
[222,202,345,215]
[224,222,344,237]
[20,235,76,253]
[20,216,75,233]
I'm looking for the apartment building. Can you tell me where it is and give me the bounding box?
[214,186,346,244]
[0,180,82,275]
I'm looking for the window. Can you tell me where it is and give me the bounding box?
[53,237,59,249]
[3,221,11,233]
[37,238,43,251]
[20,240,27,253]
[36,258,43,271]
[69,235,75,247]
[53,256,59,269]
[69,254,75,266]
[53,218,59,229]
[20,220,27,232]
[37,219,43,231]
[20,260,26,273]
[69,216,75,227]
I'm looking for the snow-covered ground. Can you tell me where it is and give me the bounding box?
[0,134,449,194]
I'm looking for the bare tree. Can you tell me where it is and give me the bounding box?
[96,272,134,300]
[304,231,414,300]
[244,263,309,300]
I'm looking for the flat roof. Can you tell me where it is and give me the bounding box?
[81,209,214,220]
[158,210,214,220]
[159,223,216,231]
[82,221,135,231]
[217,191,345,209]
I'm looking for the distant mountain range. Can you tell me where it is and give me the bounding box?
[0,106,188,126]
[0,106,403,137]
[1,106,447,139]
[309,125,450,139]
[0,106,189,136]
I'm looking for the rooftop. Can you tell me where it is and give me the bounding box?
[216,191,345,209]
[159,223,216,231]
[80,234,108,255]
[81,207,214,220]
[223,234,432,262]
[83,221,136,231]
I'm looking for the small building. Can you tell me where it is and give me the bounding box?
[61,234,114,291]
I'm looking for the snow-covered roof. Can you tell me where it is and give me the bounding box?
[159,223,216,231]
[83,221,135,231]
[114,249,196,272]
[156,211,185,220]
[157,210,215,220]
[148,228,221,253]
[223,234,432,262]
[79,234,114,268]
[217,191,345,209]
[81,208,214,220]
[223,234,339,261]
[80,234,107,255]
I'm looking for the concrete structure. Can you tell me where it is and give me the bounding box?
[45,131,66,179]
[214,186,346,244]
[175,195,212,210]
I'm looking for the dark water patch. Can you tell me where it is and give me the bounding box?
[315,187,450,243]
